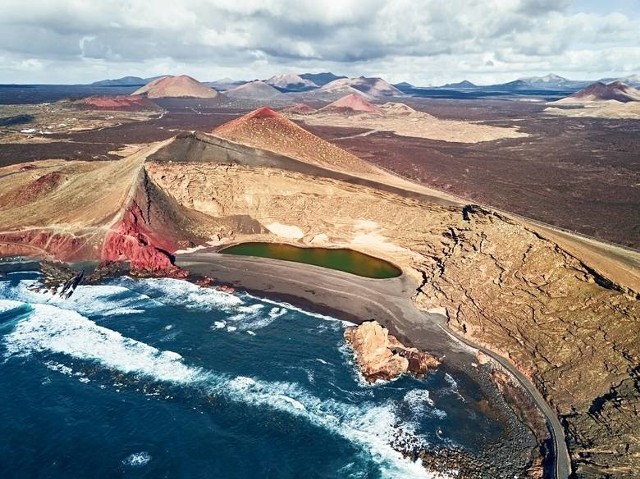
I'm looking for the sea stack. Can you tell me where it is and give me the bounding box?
[344,320,441,382]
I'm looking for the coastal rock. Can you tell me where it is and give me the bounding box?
[344,320,440,382]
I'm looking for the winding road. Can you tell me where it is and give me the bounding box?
[177,251,571,478]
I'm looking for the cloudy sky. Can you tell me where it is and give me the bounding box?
[1,0,639,85]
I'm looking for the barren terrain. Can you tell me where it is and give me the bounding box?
[293,100,528,143]
[1,105,639,476]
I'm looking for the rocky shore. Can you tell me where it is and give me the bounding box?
[343,320,441,382]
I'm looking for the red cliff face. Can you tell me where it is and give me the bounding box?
[101,201,185,276]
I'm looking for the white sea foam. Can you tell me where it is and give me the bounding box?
[1,281,447,478]
[227,303,264,322]
[444,373,465,402]
[124,277,242,311]
[0,280,145,318]
[404,389,447,420]
[240,292,346,324]
[122,452,151,467]
[0,299,25,314]
[4,304,205,384]
[225,303,287,331]
[220,374,435,478]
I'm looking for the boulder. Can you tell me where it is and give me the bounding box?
[344,320,440,382]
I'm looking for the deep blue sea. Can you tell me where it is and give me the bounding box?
[0,271,501,478]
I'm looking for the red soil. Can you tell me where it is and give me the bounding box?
[80,95,153,109]
[323,94,381,114]
[101,202,184,276]
[0,229,94,261]
[247,107,280,119]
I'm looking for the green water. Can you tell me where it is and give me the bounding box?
[219,242,402,279]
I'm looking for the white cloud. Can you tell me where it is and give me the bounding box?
[0,0,637,84]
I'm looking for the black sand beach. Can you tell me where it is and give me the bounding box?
[176,250,570,478]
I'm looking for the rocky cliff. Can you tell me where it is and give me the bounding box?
[146,152,638,477]
[1,116,638,476]
[344,320,441,382]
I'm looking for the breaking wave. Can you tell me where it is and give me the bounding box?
[2,296,443,478]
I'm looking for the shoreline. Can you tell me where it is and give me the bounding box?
[1,253,568,477]
[176,250,568,478]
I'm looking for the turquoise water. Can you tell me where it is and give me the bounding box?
[0,271,501,478]
[219,243,402,278]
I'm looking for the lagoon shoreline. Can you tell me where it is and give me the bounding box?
[176,249,565,478]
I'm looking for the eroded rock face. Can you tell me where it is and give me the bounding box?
[344,320,441,382]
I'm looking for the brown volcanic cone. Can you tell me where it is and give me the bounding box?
[132,75,218,99]
[281,103,317,115]
[212,107,379,175]
[322,93,381,114]
[560,81,640,103]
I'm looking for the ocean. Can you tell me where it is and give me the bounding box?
[0,271,502,478]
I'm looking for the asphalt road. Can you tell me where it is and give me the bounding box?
[177,251,571,478]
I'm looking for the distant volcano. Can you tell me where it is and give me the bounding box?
[224,81,282,100]
[558,81,640,103]
[321,94,381,114]
[320,77,403,98]
[281,103,317,115]
[132,75,219,99]
[266,74,317,91]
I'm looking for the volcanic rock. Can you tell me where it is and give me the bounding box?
[344,320,441,382]
[132,75,218,99]
[77,95,158,110]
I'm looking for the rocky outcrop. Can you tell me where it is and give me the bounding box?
[344,320,441,382]
[414,207,640,477]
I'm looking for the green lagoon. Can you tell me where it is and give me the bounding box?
[219,242,402,279]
